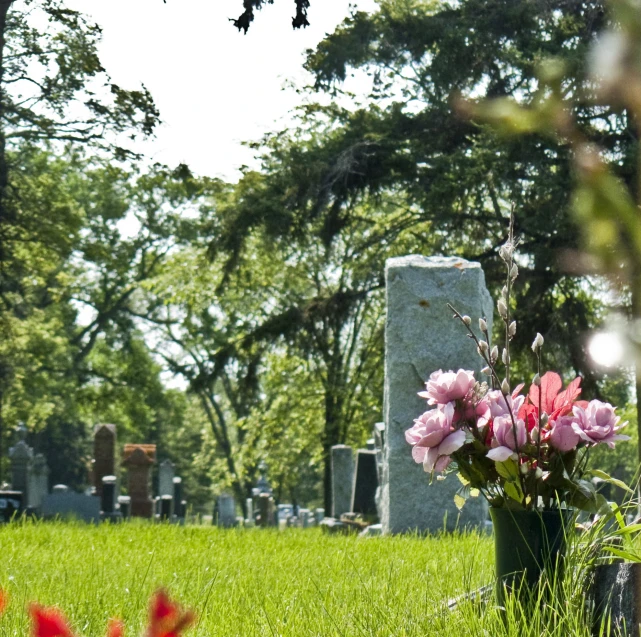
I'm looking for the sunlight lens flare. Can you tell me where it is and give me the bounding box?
[588,331,625,368]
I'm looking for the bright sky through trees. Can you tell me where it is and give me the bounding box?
[65,0,377,180]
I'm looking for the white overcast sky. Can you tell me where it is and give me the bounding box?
[65,0,378,181]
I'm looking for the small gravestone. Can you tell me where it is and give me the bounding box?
[158,460,175,497]
[245,498,254,525]
[257,493,275,527]
[331,445,354,518]
[118,495,131,518]
[173,477,184,518]
[101,475,117,514]
[314,508,325,524]
[159,495,173,521]
[122,444,155,518]
[93,424,116,497]
[52,484,69,493]
[380,256,492,533]
[277,504,294,525]
[351,449,378,517]
[299,508,312,528]
[42,491,100,523]
[27,453,49,510]
[217,494,236,528]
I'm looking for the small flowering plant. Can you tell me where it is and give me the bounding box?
[405,221,630,512]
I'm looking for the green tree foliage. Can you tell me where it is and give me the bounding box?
[202,0,641,503]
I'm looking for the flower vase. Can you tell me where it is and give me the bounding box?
[490,507,571,605]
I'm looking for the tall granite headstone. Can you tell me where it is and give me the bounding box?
[380,256,492,534]
[122,444,156,518]
[331,445,353,519]
[93,424,116,497]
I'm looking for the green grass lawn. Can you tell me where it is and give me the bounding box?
[0,521,596,636]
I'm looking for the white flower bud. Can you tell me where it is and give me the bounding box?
[477,340,489,354]
[499,244,514,262]
[479,318,488,332]
[531,427,539,442]
[501,286,508,299]
[490,345,499,362]
[531,332,544,351]
[501,378,510,394]
[502,348,509,364]
[535,467,543,480]
[509,321,517,337]
[520,463,529,475]
[532,373,541,386]
[481,366,491,375]
[540,413,549,427]
[510,263,518,281]
[497,299,508,319]
[462,315,471,326]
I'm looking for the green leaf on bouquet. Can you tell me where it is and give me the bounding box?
[587,469,634,494]
[504,481,523,504]
[454,493,466,511]
[496,460,519,480]
[457,473,470,486]
[470,488,480,498]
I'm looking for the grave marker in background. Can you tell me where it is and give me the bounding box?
[351,449,378,518]
[331,445,353,519]
[93,424,116,497]
[122,444,156,518]
[158,460,175,497]
[380,256,492,534]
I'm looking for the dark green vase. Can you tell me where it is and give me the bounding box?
[490,508,571,605]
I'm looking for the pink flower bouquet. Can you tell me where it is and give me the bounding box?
[406,223,630,512]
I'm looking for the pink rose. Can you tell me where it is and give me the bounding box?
[571,400,629,448]
[548,415,580,452]
[487,414,527,461]
[405,403,466,472]
[477,390,525,429]
[418,369,475,405]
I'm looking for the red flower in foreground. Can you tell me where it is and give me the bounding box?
[0,588,7,616]
[106,619,124,637]
[147,589,194,637]
[30,605,75,637]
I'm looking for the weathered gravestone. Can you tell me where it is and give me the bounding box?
[331,445,354,519]
[351,449,378,518]
[217,494,236,528]
[122,444,156,518]
[158,460,175,497]
[42,491,100,522]
[9,426,32,501]
[380,256,492,534]
[118,495,131,518]
[27,453,49,510]
[159,495,173,521]
[93,424,116,497]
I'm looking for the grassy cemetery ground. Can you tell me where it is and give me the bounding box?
[0,521,602,637]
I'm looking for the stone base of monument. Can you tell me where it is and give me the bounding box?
[590,562,641,637]
[319,518,349,534]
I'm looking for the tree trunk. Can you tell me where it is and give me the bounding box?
[0,0,13,485]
